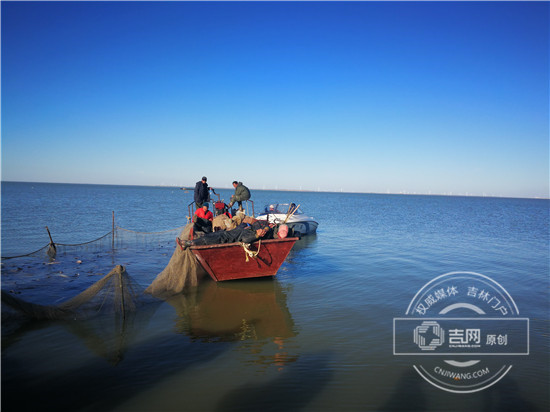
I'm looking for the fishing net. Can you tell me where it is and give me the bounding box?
[145,223,207,299]
[1,265,142,334]
[1,205,281,335]
[1,265,164,365]
[1,223,206,329]
[1,224,186,261]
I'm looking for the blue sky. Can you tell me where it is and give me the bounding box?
[1,1,548,198]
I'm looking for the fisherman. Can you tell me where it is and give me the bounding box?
[193,203,214,234]
[227,181,251,211]
[194,176,216,208]
[178,220,272,249]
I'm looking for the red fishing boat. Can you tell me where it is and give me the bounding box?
[189,237,298,281]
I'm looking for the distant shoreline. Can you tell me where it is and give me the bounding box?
[2,180,548,201]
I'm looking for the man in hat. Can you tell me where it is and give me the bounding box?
[194,176,216,208]
[193,202,214,234]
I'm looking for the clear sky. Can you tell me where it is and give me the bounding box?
[1,1,548,198]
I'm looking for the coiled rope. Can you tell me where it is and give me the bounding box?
[240,240,261,262]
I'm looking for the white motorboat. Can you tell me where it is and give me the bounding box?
[256,203,319,236]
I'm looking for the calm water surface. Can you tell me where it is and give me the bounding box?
[1,182,549,411]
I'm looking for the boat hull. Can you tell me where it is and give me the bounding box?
[190,237,298,281]
[256,215,319,236]
[286,220,318,236]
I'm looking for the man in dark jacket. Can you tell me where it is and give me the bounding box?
[194,176,216,208]
[227,181,250,210]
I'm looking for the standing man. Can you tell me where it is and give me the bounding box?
[194,176,216,208]
[228,181,251,210]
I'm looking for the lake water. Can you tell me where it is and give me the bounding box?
[1,182,549,411]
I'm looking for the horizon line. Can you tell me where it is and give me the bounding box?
[2,180,548,201]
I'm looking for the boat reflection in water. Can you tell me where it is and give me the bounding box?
[167,278,298,369]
